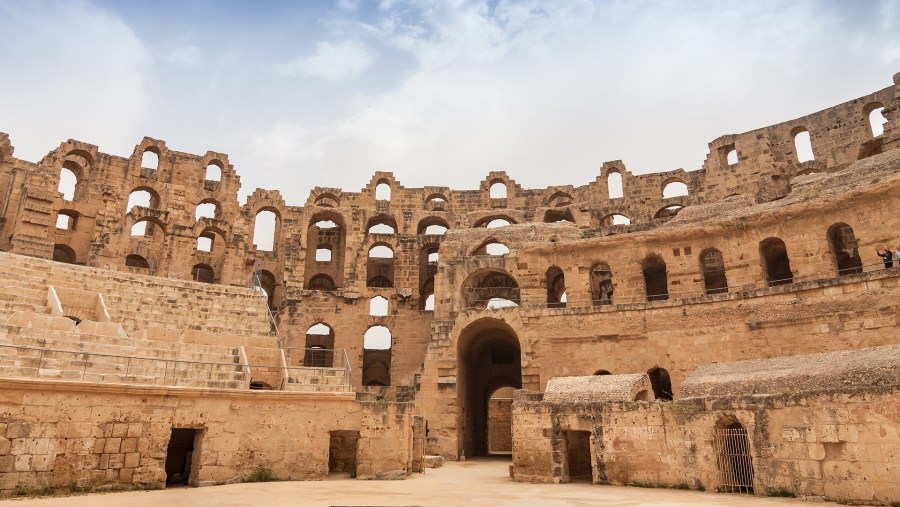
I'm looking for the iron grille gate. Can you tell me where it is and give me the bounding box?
[713,426,754,493]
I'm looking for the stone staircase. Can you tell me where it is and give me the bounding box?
[0,315,246,389]
[0,251,272,336]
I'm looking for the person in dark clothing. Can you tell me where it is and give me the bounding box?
[877,248,894,268]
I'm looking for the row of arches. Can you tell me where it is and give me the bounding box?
[463,222,869,310]
[138,150,223,181]
[792,103,887,164]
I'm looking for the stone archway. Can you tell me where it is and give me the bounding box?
[457,318,521,459]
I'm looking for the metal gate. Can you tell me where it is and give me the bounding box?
[713,425,754,493]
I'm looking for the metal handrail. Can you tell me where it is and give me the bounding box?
[249,263,280,339]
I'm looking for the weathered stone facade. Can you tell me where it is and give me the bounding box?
[0,73,899,499]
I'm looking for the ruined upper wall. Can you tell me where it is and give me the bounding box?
[680,344,900,398]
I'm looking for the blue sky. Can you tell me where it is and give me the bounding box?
[1,0,898,204]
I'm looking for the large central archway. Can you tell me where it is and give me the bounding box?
[457,318,521,459]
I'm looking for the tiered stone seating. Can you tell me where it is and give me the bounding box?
[0,251,272,336]
[0,314,247,389]
[284,365,351,392]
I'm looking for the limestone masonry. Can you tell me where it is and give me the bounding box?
[0,73,899,503]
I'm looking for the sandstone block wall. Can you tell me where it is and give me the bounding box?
[0,378,415,494]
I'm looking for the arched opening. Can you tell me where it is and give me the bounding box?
[52,244,76,264]
[546,266,566,308]
[420,222,448,236]
[141,150,159,170]
[307,274,336,291]
[647,367,673,400]
[196,234,213,252]
[544,208,575,224]
[251,269,277,310]
[793,128,814,163]
[642,255,668,301]
[205,162,222,182]
[486,218,511,229]
[58,167,79,201]
[315,245,333,262]
[589,263,613,306]
[55,210,78,230]
[726,149,738,165]
[423,294,435,311]
[130,218,163,238]
[607,171,623,199]
[419,244,439,310]
[545,191,573,208]
[473,240,509,256]
[868,105,887,137]
[827,223,862,276]
[367,217,397,235]
[458,319,521,459]
[593,369,612,376]
[366,244,395,288]
[195,201,218,221]
[486,386,514,455]
[252,210,278,252]
[714,419,755,494]
[759,237,793,286]
[191,264,215,283]
[305,213,345,290]
[662,181,689,198]
[314,193,339,208]
[463,269,520,309]
[125,254,150,269]
[362,326,391,386]
[700,249,728,295]
[598,213,631,226]
[655,205,683,219]
[127,189,160,236]
[304,323,334,367]
[375,181,391,201]
[473,216,517,228]
[489,181,507,199]
[369,296,388,317]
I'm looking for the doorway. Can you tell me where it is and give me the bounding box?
[564,430,593,483]
[165,428,198,486]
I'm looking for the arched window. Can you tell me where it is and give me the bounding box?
[544,209,575,223]
[363,326,392,386]
[868,105,887,137]
[726,149,738,165]
[53,244,76,264]
[700,249,728,295]
[759,237,793,286]
[58,167,79,201]
[647,367,673,400]
[611,214,630,225]
[369,296,388,317]
[304,323,334,367]
[662,181,689,198]
[589,263,613,306]
[546,266,566,308]
[130,218,162,238]
[486,218,511,229]
[793,128,814,163]
[642,255,668,301]
[368,222,396,235]
[314,193,339,208]
[315,245,333,262]
[308,274,336,291]
[195,201,218,221]
[367,244,395,288]
[424,294,435,311]
[463,269,520,309]
[141,150,159,170]
[375,181,391,201]
[253,210,277,252]
[593,369,612,376]
[425,194,448,211]
[489,181,507,199]
[425,224,447,235]
[191,264,215,283]
[418,217,450,236]
[827,223,862,276]
[205,163,222,182]
[655,205,683,219]
[607,171,623,199]
[125,254,150,269]
[196,234,213,252]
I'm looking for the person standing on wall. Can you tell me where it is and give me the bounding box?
[876,247,894,268]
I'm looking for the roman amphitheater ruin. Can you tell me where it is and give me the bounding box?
[0,72,898,504]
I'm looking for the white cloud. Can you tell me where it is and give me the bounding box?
[166,45,204,67]
[0,1,150,161]
[279,41,375,80]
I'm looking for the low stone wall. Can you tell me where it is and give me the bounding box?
[0,377,417,495]
[512,388,900,504]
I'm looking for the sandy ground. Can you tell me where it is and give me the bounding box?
[0,458,816,507]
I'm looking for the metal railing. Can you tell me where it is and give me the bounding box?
[280,347,353,392]
[462,260,896,310]
[0,343,247,387]
[249,264,280,339]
